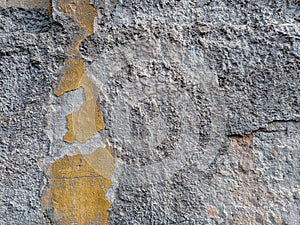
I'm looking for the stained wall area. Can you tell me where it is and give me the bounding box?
[0,0,299,224]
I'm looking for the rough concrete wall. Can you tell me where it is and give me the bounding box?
[0,0,299,224]
[0,0,50,10]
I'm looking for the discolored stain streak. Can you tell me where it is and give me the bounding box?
[231,134,256,173]
[42,146,115,225]
[229,134,273,225]
[205,203,218,219]
[54,0,104,143]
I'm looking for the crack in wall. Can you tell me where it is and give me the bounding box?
[227,118,300,138]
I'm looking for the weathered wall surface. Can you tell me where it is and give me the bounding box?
[0,0,299,224]
[0,0,50,10]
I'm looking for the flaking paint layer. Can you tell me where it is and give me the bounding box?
[42,1,113,224]
[54,0,104,143]
[42,146,115,225]
[58,0,97,36]
[55,61,105,143]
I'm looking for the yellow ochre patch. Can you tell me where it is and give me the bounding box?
[42,1,114,224]
[54,0,104,143]
[42,146,115,225]
[58,0,97,36]
[56,62,105,143]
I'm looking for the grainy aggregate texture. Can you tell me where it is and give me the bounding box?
[0,0,299,224]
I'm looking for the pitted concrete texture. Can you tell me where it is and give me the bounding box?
[0,0,299,224]
[0,7,73,224]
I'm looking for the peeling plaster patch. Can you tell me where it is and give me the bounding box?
[58,0,97,36]
[53,0,104,143]
[54,58,85,96]
[85,146,115,180]
[42,1,112,224]
[0,0,50,10]
[63,86,105,144]
[42,146,115,225]
[44,87,85,161]
[54,59,105,143]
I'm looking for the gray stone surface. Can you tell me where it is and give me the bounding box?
[1,1,300,224]
[0,8,71,224]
